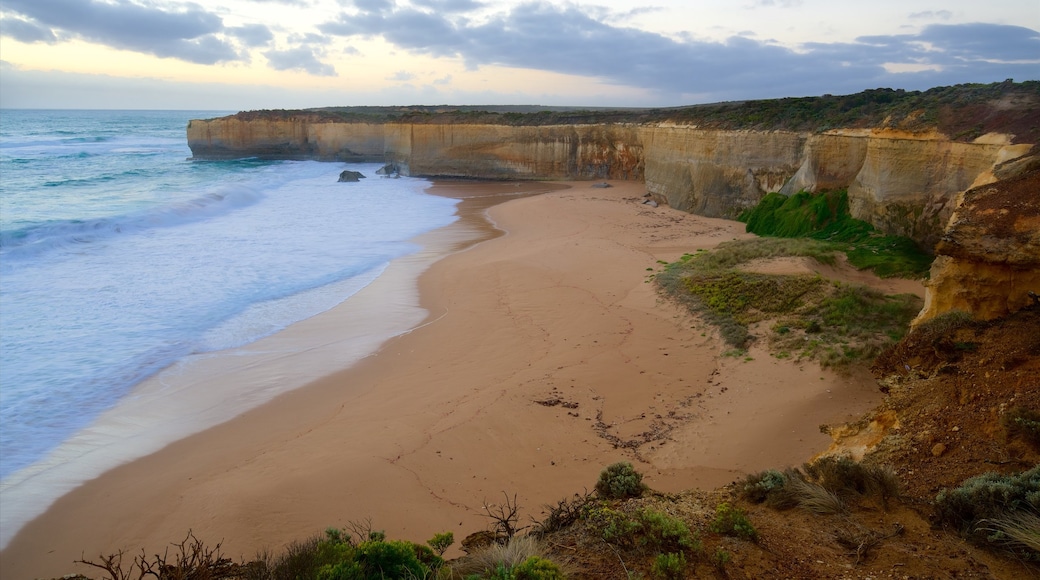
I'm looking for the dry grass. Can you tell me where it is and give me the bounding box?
[447,536,546,578]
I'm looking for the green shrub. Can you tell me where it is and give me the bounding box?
[709,503,758,541]
[636,509,698,552]
[585,505,640,545]
[427,531,454,556]
[742,469,787,504]
[595,462,648,500]
[651,552,686,580]
[511,556,565,579]
[935,465,1040,557]
[354,540,429,579]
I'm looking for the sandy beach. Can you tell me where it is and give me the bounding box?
[0,180,895,579]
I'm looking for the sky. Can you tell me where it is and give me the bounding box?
[0,0,1037,110]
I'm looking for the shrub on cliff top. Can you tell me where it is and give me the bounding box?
[595,462,648,499]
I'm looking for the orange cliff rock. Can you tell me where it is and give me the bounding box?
[915,160,1040,325]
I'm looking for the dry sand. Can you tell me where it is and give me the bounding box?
[0,181,898,578]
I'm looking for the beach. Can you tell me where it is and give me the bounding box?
[0,180,891,579]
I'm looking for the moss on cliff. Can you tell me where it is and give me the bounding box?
[739,190,934,279]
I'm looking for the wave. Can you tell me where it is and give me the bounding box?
[0,186,264,260]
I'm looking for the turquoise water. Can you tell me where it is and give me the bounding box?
[0,110,458,483]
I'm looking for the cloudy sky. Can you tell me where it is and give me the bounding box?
[1,0,1037,110]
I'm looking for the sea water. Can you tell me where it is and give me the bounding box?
[0,110,458,544]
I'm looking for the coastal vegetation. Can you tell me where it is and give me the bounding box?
[653,188,928,364]
[738,189,934,279]
[73,456,1040,578]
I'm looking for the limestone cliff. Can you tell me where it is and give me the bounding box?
[187,84,1039,248]
[914,163,1040,325]
[187,117,1031,248]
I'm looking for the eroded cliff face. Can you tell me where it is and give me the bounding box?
[914,165,1040,325]
[186,118,387,161]
[385,123,643,180]
[186,117,1032,246]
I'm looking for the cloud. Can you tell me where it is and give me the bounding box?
[1,16,60,43]
[263,45,338,76]
[319,1,1040,101]
[3,0,239,64]
[229,24,274,48]
[909,11,953,20]
[388,70,415,81]
[245,0,310,5]
[745,0,804,8]
[411,0,486,12]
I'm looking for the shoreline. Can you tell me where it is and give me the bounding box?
[1,180,892,579]
[0,180,555,551]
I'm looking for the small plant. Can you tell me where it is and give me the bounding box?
[428,531,454,556]
[651,552,687,580]
[454,536,561,579]
[636,508,698,552]
[710,503,758,541]
[595,462,649,500]
[483,493,528,541]
[511,555,565,579]
[585,504,641,545]
[711,548,732,570]
[1002,406,1040,450]
[532,490,595,537]
[742,469,789,505]
[77,530,240,580]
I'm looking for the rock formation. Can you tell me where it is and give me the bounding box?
[186,85,1038,249]
[338,170,365,182]
[914,161,1040,325]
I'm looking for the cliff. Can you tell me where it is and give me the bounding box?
[187,83,1039,248]
[914,161,1040,325]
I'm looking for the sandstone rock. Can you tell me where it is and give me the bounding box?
[915,166,1040,325]
[931,443,947,457]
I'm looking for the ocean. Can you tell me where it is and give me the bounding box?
[0,109,459,545]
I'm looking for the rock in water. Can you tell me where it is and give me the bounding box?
[376,163,398,176]
[338,170,366,182]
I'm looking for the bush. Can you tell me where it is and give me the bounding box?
[742,469,787,504]
[595,462,648,500]
[636,509,698,552]
[709,503,758,541]
[934,465,1040,557]
[651,552,687,580]
[743,457,901,514]
[511,556,565,580]
[804,455,901,507]
[454,536,562,579]
[584,505,640,546]
[428,532,454,556]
